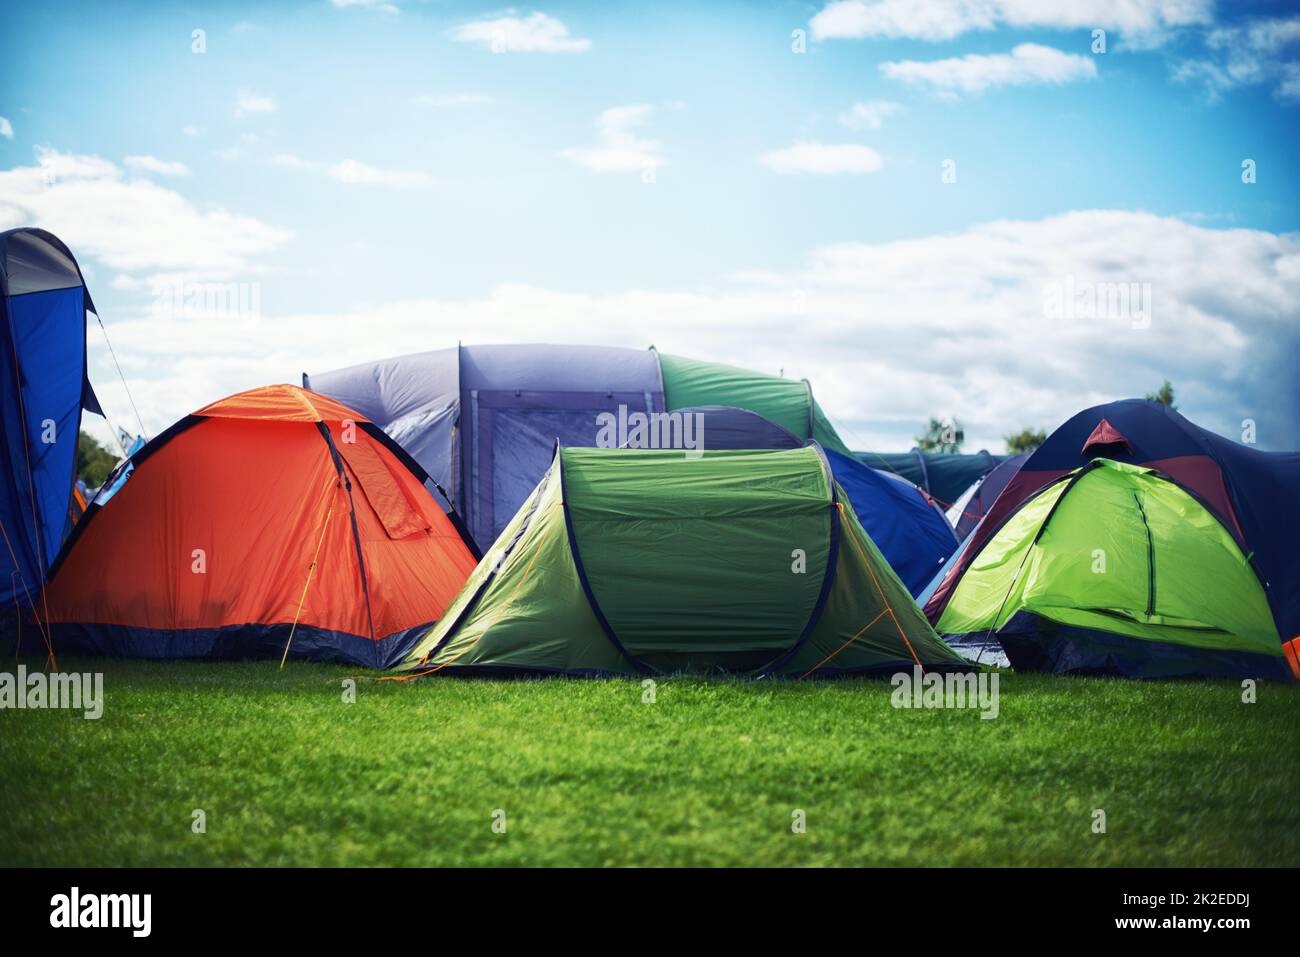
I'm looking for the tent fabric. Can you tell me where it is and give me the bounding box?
[0,228,101,616]
[40,385,478,667]
[672,405,802,451]
[303,346,460,500]
[657,351,853,455]
[306,344,858,553]
[1082,417,1131,455]
[935,458,1288,679]
[949,453,1029,541]
[824,450,958,597]
[924,400,1300,665]
[395,445,966,678]
[668,406,958,596]
[853,449,1006,506]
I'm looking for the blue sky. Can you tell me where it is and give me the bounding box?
[2,0,1298,451]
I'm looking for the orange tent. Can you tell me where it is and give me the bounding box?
[42,385,479,667]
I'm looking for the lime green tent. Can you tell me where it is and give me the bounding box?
[395,445,965,677]
[936,458,1287,679]
[657,351,854,457]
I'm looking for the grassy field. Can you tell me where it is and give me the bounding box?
[1,656,1297,867]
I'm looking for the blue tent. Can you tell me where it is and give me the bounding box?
[824,450,958,596]
[0,228,101,620]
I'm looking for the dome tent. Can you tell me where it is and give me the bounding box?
[948,453,1029,542]
[42,386,478,667]
[935,458,1291,680]
[394,444,967,678]
[0,228,103,636]
[924,400,1300,678]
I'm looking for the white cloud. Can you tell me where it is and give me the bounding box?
[270,153,316,170]
[181,125,201,137]
[234,90,276,118]
[83,210,1300,452]
[1174,15,1300,102]
[327,159,432,188]
[560,105,666,173]
[124,155,192,178]
[0,147,291,280]
[759,142,883,175]
[331,0,400,13]
[451,12,590,53]
[838,99,904,129]
[0,116,13,140]
[413,93,495,108]
[881,43,1098,97]
[810,0,1211,46]
[269,153,431,188]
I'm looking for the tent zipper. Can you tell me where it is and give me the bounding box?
[1132,491,1155,618]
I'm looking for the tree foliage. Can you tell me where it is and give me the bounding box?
[915,417,963,454]
[1004,428,1047,455]
[76,431,118,487]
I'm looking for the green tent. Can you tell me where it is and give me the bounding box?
[395,445,965,677]
[936,458,1286,679]
[657,351,854,457]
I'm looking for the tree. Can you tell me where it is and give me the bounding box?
[1145,380,1176,409]
[1004,428,1046,455]
[915,417,963,454]
[76,431,118,487]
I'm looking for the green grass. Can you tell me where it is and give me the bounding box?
[1,657,1297,866]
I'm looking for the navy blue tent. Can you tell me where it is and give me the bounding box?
[948,453,1029,541]
[924,399,1300,678]
[0,228,102,623]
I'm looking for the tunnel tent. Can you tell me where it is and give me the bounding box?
[41,385,479,667]
[306,344,861,553]
[655,350,853,456]
[395,444,967,678]
[935,458,1291,680]
[0,228,103,637]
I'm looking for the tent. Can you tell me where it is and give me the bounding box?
[305,345,958,590]
[1,228,102,638]
[854,449,1007,507]
[934,458,1291,679]
[394,444,968,678]
[41,385,479,667]
[305,344,853,549]
[924,400,1300,679]
[948,453,1029,541]
[671,407,957,597]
